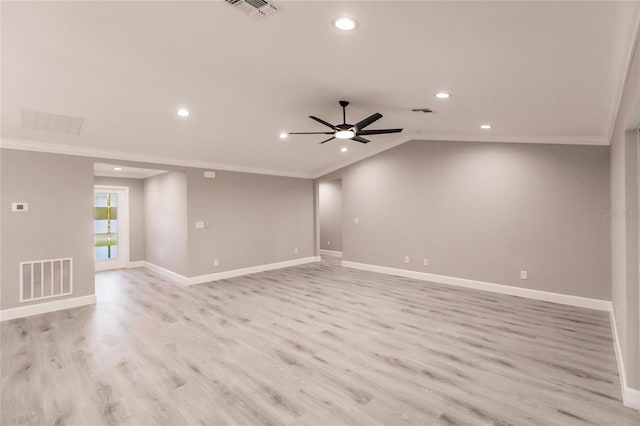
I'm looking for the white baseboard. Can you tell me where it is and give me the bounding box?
[186,256,321,285]
[610,310,640,411]
[341,261,612,312]
[127,260,145,268]
[320,249,343,257]
[143,257,321,286]
[143,262,188,285]
[0,294,97,321]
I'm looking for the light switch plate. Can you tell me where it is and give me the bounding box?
[195,220,208,229]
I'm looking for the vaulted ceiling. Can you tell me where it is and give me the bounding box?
[2,1,639,177]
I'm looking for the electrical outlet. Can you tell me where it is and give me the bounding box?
[520,270,528,280]
[404,256,410,264]
[354,217,359,224]
[327,241,331,246]
[294,247,298,254]
[214,259,219,267]
[423,258,429,266]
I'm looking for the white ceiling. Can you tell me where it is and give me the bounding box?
[2,1,639,178]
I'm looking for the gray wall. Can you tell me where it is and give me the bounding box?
[322,140,610,300]
[94,176,145,262]
[1,149,95,310]
[319,180,342,252]
[186,169,314,277]
[144,171,188,276]
[610,29,640,389]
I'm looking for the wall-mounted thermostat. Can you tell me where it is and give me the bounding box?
[12,202,28,212]
[204,171,216,179]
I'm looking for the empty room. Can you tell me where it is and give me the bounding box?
[2,1,640,425]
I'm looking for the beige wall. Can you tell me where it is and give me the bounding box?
[94,176,145,262]
[1,149,95,310]
[322,140,610,300]
[144,171,188,276]
[186,169,314,277]
[610,29,640,389]
[319,180,342,252]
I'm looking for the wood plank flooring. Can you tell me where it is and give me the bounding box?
[2,255,638,426]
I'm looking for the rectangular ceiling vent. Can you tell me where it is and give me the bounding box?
[21,108,84,135]
[225,0,278,20]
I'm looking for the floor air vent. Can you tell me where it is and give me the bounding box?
[20,258,73,302]
[225,0,278,19]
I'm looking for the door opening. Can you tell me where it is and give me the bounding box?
[94,185,129,271]
[319,179,343,257]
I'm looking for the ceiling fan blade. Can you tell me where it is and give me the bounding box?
[354,113,383,131]
[358,128,403,135]
[319,136,335,144]
[288,132,335,135]
[309,116,338,130]
[351,136,370,144]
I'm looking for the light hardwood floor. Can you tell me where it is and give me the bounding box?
[2,256,639,426]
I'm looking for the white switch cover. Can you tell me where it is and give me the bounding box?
[294,248,298,254]
[423,259,429,266]
[214,258,219,267]
[327,241,331,246]
[404,256,410,263]
[520,270,528,280]
[12,202,28,212]
[195,221,208,229]
[354,218,359,224]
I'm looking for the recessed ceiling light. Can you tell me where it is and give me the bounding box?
[279,132,288,139]
[113,167,123,171]
[177,108,190,117]
[335,130,355,139]
[341,147,348,153]
[435,92,451,99]
[334,17,358,31]
[480,124,492,129]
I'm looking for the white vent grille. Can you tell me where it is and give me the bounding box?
[20,258,73,303]
[225,0,278,19]
[21,108,84,135]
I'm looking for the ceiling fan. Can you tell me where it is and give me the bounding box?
[288,101,403,144]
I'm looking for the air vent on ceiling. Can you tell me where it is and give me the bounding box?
[21,108,84,135]
[411,108,433,114]
[225,0,278,19]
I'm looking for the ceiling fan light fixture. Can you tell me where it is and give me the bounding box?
[177,108,190,117]
[480,124,492,129]
[279,132,288,139]
[334,17,358,31]
[335,130,355,139]
[435,92,451,99]
[341,147,348,153]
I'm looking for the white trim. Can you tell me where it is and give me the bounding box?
[311,132,606,178]
[94,186,130,272]
[127,261,145,268]
[0,294,96,321]
[2,134,608,182]
[143,262,188,285]
[1,138,310,178]
[185,256,321,285]
[320,249,343,257]
[610,310,640,411]
[341,261,612,311]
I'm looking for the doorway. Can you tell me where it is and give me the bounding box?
[94,185,129,271]
[319,179,343,257]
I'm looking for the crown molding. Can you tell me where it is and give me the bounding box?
[0,137,312,179]
[311,132,607,179]
[2,133,608,183]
